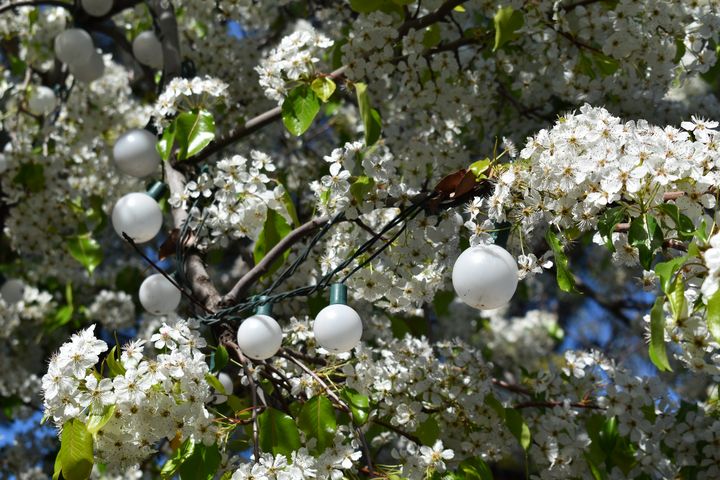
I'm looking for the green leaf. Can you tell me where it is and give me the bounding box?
[65,233,103,274]
[53,449,62,480]
[468,158,491,180]
[205,373,227,394]
[282,85,321,136]
[179,443,221,480]
[654,256,687,293]
[279,186,300,227]
[350,176,375,205]
[592,52,619,76]
[655,203,695,240]
[674,37,686,64]
[649,297,673,372]
[493,6,524,51]
[504,408,531,451]
[87,195,108,234]
[161,439,195,479]
[355,82,381,145]
[340,387,370,426]
[212,345,229,373]
[175,110,215,160]
[297,395,337,453]
[258,407,301,458]
[422,24,442,48]
[310,77,336,102]
[59,419,94,480]
[157,122,176,162]
[458,457,494,480]
[349,0,403,14]
[86,405,115,436]
[628,214,663,270]
[253,209,293,277]
[545,230,575,292]
[414,416,440,446]
[105,346,126,377]
[597,206,625,252]
[666,273,686,322]
[12,163,45,193]
[707,290,720,343]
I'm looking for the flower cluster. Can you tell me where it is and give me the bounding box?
[256,24,334,103]
[230,443,361,479]
[170,151,291,246]
[151,75,230,132]
[87,289,136,331]
[41,320,217,472]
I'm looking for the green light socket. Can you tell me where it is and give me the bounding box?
[329,283,347,305]
[255,296,273,316]
[147,181,167,201]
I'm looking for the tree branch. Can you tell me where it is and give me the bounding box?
[222,215,330,305]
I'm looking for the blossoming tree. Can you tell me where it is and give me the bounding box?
[1,0,720,478]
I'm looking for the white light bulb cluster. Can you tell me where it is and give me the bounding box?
[54,28,104,84]
[110,127,163,244]
[451,244,519,310]
[132,31,164,70]
[235,285,364,361]
[138,273,181,315]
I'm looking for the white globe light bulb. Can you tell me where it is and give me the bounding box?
[314,303,363,353]
[139,273,181,315]
[27,86,57,116]
[213,372,234,404]
[236,314,283,360]
[112,129,160,178]
[132,31,164,70]
[81,0,113,16]
[69,49,105,83]
[452,244,519,310]
[0,279,25,304]
[54,29,94,67]
[111,192,163,243]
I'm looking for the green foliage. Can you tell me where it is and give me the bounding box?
[707,289,720,343]
[349,0,403,15]
[65,233,103,274]
[55,419,94,480]
[258,407,301,458]
[104,346,126,377]
[545,229,575,292]
[340,387,370,425]
[443,457,494,480]
[586,414,636,475]
[13,162,45,193]
[350,175,375,204]
[211,345,229,373]
[282,85,321,136]
[175,110,216,160]
[205,373,227,394]
[414,415,440,445]
[504,408,531,451]
[157,123,176,162]
[468,158,491,180]
[597,206,626,252]
[628,214,664,270]
[86,406,115,436]
[665,272,686,322]
[297,395,337,453]
[649,297,673,372]
[179,443,221,480]
[493,6,524,51]
[161,438,196,479]
[655,203,695,240]
[654,256,687,293]
[310,77,336,102]
[47,282,74,330]
[254,209,293,277]
[355,82,382,145]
